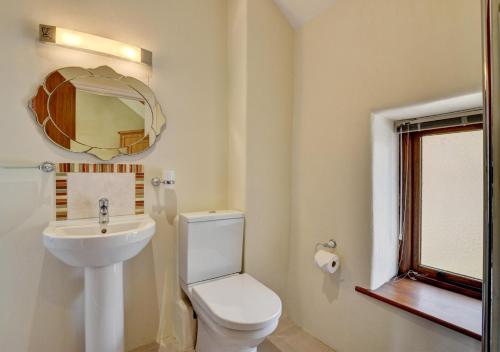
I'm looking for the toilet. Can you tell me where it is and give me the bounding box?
[178,210,282,352]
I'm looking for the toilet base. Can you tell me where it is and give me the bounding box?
[195,317,261,352]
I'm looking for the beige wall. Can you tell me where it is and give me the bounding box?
[0,0,227,351]
[227,0,294,300]
[245,0,294,302]
[227,0,247,211]
[287,0,482,351]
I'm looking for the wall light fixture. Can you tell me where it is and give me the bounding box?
[39,24,152,66]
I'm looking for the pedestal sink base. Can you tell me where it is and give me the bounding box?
[85,263,124,352]
[42,215,156,352]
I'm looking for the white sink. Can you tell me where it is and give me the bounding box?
[43,214,156,267]
[43,214,156,352]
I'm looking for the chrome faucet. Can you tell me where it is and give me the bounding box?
[98,198,109,226]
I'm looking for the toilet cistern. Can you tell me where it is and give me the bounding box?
[179,211,281,352]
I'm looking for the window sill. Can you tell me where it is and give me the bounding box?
[355,279,482,340]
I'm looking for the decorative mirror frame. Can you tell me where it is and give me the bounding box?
[29,66,166,160]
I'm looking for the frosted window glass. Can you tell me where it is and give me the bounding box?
[420,130,483,279]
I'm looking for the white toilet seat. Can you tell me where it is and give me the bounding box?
[192,297,279,342]
[182,273,282,352]
[191,273,282,331]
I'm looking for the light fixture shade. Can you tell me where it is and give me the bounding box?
[39,24,152,66]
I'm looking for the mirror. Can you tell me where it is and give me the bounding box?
[30,66,166,160]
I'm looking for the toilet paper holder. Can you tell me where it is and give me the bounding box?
[315,239,337,251]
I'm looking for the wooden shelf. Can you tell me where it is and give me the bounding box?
[355,279,482,340]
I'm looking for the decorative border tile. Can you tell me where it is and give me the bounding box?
[135,172,145,214]
[55,172,68,220]
[55,163,144,221]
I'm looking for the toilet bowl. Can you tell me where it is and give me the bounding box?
[178,211,282,352]
[182,273,281,352]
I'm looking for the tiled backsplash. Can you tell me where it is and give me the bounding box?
[55,163,144,220]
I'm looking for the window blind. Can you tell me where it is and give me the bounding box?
[395,109,483,133]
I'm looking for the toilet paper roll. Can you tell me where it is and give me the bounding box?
[314,250,340,274]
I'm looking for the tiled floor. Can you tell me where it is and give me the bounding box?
[131,318,335,352]
[259,340,281,352]
[267,318,335,352]
[129,343,164,352]
[158,346,184,352]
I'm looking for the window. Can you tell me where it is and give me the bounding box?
[399,119,483,298]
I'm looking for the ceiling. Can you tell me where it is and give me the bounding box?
[273,0,337,28]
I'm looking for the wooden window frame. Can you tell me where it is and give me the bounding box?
[400,123,483,299]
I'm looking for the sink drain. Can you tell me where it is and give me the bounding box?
[101,228,107,234]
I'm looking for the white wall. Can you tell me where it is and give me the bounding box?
[227,0,294,301]
[287,0,483,351]
[0,1,228,351]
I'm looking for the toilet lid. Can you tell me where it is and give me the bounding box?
[192,273,282,331]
